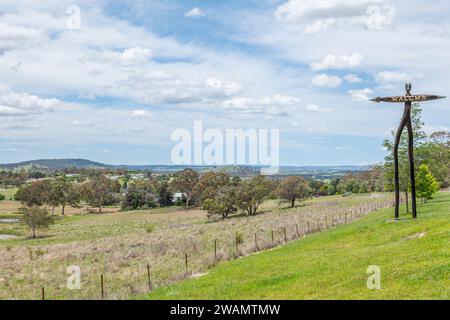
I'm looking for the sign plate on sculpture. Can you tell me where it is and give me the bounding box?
[370,95,446,103]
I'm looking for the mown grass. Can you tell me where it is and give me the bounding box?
[142,192,450,300]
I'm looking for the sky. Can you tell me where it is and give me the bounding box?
[0,0,449,166]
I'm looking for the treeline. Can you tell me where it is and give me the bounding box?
[0,170,46,187]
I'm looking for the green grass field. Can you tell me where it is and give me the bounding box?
[0,187,17,200]
[0,193,392,300]
[143,192,450,300]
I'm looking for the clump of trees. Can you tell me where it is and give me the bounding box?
[16,178,81,215]
[198,174,275,220]
[81,175,120,213]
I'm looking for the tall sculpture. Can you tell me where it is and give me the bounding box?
[371,84,445,220]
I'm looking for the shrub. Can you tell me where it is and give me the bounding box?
[145,224,155,233]
[0,194,5,201]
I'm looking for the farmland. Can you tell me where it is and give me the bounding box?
[0,191,392,300]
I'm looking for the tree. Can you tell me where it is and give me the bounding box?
[147,179,173,207]
[416,131,450,188]
[202,185,238,220]
[53,178,81,215]
[383,103,426,214]
[172,169,199,207]
[416,163,439,203]
[122,180,157,210]
[276,176,312,207]
[20,206,53,238]
[237,176,273,215]
[15,180,51,207]
[194,172,230,204]
[47,180,62,215]
[81,175,118,212]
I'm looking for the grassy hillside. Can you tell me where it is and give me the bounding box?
[143,192,450,300]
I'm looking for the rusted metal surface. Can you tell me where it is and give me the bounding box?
[371,84,445,220]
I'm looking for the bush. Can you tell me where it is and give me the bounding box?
[145,224,155,233]
[122,187,157,210]
[0,194,5,201]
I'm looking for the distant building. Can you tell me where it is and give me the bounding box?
[173,192,186,202]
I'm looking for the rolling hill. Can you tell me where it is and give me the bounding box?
[0,159,367,178]
[141,192,450,300]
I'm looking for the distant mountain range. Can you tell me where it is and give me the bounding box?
[0,159,369,178]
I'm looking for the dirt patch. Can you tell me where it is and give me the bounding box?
[404,232,426,241]
[0,234,18,240]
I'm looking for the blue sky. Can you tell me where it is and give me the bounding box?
[0,0,449,166]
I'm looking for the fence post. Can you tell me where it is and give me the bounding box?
[295,224,300,238]
[283,227,287,242]
[185,253,188,273]
[254,233,259,251]
[41,287,45,300]
[147,265,152,291]
[100,274,104,300]
[307,221,310,234]
[214,239,217,260]
[271,229,274,245]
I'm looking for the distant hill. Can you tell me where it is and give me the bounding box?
[0,159,368,177]
[0,159,109,170]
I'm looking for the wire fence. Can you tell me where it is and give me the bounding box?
[0,196,400,300]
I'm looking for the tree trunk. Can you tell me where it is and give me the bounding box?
[51,205,55,215]
[405,190,409,214]
[186,196,190,208]
[62,204,65,216]
[99,206,102,213]
[32,225,36,238]
[291,198,295,208]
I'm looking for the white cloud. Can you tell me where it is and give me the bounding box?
[310,53,363,71]
[305,104,334,113]
[0,85,59,116]
[223,94,301,116]
[0,22,43,50]
[375,71,414,83]
[308,126,329,133]
[348,88,374,101]
[304,18,336,34]
[312,74,342,88]
[184,8,205,18]
[0,105,27,116]
[275,0,394,33]
[103,47,152,66]
[132,109,152,118]
[109,73,243,105]
[344,74,362,83]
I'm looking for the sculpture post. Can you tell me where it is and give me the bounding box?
[371,84,445,220]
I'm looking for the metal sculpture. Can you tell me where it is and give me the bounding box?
[371,84,445,219]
